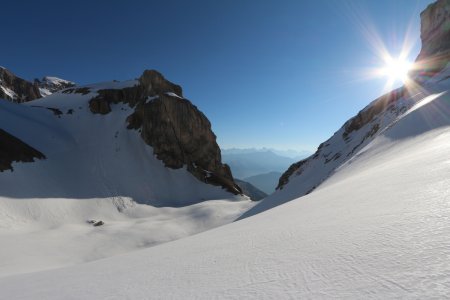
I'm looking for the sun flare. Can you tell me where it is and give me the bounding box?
[378,55,413,84]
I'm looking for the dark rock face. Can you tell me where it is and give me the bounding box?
[140,70,183,97]
[342,87,406,138]
[414,0,450,75]
[89,70,241,195]
[89,98,111,114]
[0,129,46,171]
[0,67,41,102]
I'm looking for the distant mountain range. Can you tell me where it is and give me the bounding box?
[221,148,309,179]
[221,148,310,194]
[242,171,282,194]
[0,67,75,102]
[222,147,310,159]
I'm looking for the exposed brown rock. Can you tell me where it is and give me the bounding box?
[140,70,183,97]
[413,0,450,75]
[89,98,111,114]
[0,67,41,102]
[0,129,46,171]
[88,70,241,195]
[343,87,405,138]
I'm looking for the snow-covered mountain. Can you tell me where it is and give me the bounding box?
[242,0,450,218]
[2,57,450,300]
[0,67,75,102]
[242,171,282,194]
[222,148,307,194]
[0,67,41,102]
[0,70,241,204]
[234,178,267,201]
[0,69,250,276]
[1,1,450,298]
[35,76,76,97]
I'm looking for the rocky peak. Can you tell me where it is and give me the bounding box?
[415,0,450,74]
[139,70,183,97]
[89,70,242,195]
[0,67,41,103]
[35,76,76,96]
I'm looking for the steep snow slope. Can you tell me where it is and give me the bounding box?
[242,65,450,218]
[1,84,449,299]
[0,80,235,206]
[0,78,252,276]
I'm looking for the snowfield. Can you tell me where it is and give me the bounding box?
[0,197,252,278]
[0,76,450,298]
[0,80,253,278]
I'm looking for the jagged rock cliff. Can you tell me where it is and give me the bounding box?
[87,70,241,195]
[0,67,75,102]
[0,70,243,205]
[0,69,241,197]
[415,0,450,74]
[0,67,41,102]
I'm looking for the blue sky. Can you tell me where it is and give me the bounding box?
[2,0,434,151]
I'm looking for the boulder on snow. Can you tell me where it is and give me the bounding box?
[87,220,104,227]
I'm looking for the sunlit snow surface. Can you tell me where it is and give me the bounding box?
[1,75,450,298]
[0,80,252,278]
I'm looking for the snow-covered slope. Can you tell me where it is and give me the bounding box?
[0,73,240,206]
[0,67,74,101]
[1,79,449,299]
[241,0,450,217]
[0,85,233,205]
[0,72,252,277]
[242,66,450,218]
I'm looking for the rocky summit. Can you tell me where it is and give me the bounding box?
[0,67,75,102]
[0,67,41,102]
[89,70,241,195]
[415,0,450,74]
[0,68,241,198]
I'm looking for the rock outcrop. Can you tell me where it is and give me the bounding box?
[414,0,450,75]
[0,67,75,101]
[88,70,241,195]
[0,129,46,171]
[0,67,41,102]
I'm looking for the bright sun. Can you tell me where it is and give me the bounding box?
[378,55,412,84]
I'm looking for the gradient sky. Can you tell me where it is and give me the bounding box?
[1,0,434,151]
